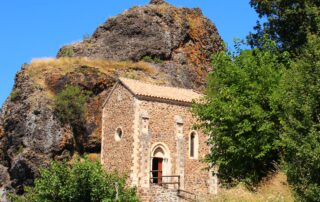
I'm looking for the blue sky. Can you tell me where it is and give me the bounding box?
[0,0,260,107]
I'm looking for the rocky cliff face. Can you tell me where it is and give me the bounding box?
[0,0,222,194]
[58,0,222,88]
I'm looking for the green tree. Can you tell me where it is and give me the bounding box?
[11,157,139,202]
[277,36,320,201]
[54,85,91,153]
[193,41,286,186]
[54,85,90,127]
[248,0,320,54]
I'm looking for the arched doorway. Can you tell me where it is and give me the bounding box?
[152,147,164,184]
[151,143,171,185]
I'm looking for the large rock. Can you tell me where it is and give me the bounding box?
[0,66,74,193]
[57,1,222,88]
[2,66,73,156]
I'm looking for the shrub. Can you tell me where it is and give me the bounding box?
[153,57,163,64]
[54,85,90,127]
[10,157,139,202]
[142,55,163,63]
[10,89,21,101]
[142,55,153,63]
[59,47,75,57]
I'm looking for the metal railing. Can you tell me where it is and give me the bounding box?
[150,170,180,189]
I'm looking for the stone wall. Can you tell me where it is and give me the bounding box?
[101,84,135,177]
[139,99,212,196]
[139,185,180,202]
[140,185,204,202]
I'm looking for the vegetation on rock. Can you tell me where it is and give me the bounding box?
[10,157,139,202]
[28,57,157,90]
[10,89,22,102]
[59,47,75,57]
[54,85,90,127]
[142,55,163,64]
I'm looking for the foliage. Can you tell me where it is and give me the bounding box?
[10,157,139,202]
[192,40,286,186]
[142,55,163,63]
[248,0,320,54]
[277,36,320,201]
[248,0,320,200]
[54,85,90,127]
[60,47,75,57]
[10,89,21,101]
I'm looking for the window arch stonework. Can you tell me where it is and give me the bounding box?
[150,143,172,183]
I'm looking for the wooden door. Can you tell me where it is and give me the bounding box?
[152,157,163,184]
[157,158,163,184]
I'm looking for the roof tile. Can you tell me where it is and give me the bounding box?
[119,77,202,103]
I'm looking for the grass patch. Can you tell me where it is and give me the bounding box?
[27,57,157,89]
[211,172,294,202]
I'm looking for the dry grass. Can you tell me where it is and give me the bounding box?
[87,153,101,162]
[210,172,295,202]
[27,57,157,89]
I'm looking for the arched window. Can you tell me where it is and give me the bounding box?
[115,127,123,141]
[190,133,195,157]
[189,131,198,159]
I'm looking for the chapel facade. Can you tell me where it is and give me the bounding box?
[101,78,218,201]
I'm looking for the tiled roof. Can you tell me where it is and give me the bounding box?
[119,78,202,103]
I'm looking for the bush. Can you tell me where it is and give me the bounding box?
[10,157,139,202]
[142,56,153,63]
[10,89,21,101]
[142,55,162,63]
[54,85,90,127]
[59,47,75,57]
[192,40,285,186]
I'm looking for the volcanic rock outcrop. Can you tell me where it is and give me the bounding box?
[0,0,223,194]
[58,0,222,88]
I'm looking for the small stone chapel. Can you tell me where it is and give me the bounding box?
[101,78,218,201]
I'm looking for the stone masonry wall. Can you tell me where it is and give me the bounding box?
[101,84,135,177]
[139,99,211,196]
